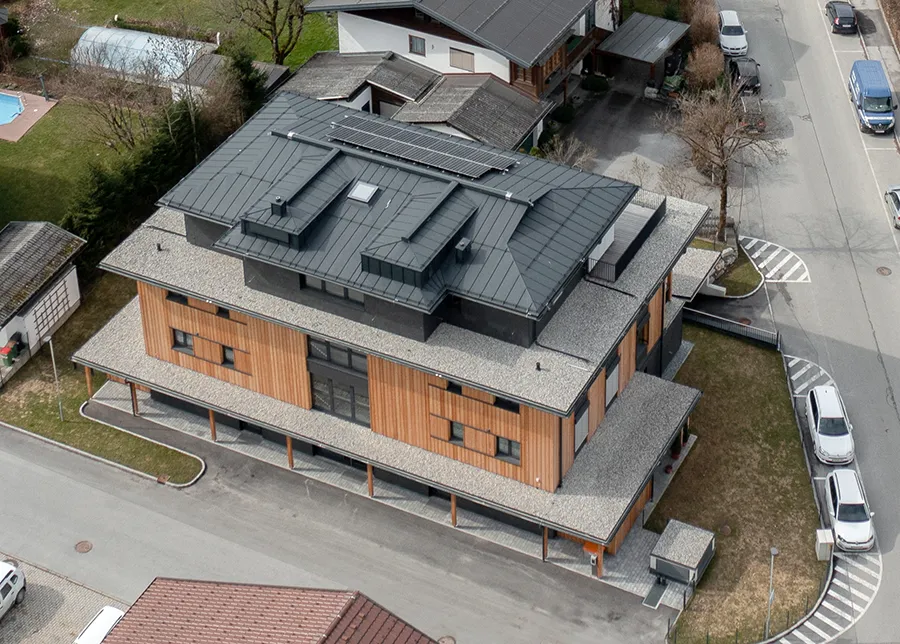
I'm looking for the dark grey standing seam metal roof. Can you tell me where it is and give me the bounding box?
[282,51,440,101]
[598,13,690,64]
[393,74,554,149]
[175,53,290,93]
[159,92,636,318]
[306,0,596,68]
[0,222,86,327]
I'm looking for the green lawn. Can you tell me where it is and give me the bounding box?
[0,101,112,227]
[647,325,824,642]
[0,274,203,484]
[691,238,762,297]
[622,0,675,20]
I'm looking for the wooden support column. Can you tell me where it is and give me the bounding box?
[542,527,549,561]
[84,366,94,398]
[366,463,374,497]
[596,548,604,577]
[208,409,217,442]
[129,382,138,416]
[286,436,294,469]
[665,272,673,301]
[450,494,457,527]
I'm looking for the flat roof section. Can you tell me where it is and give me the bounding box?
[598,13,690,65]
[672,247,721,300]
[73,299,699,544]
[651,520,715,569]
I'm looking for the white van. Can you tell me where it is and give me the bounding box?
[73,606,125,644]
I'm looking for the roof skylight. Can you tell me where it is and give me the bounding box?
[348,182,378,203]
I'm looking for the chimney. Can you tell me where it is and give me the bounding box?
[271,196,287,217]
[455,237,472,263]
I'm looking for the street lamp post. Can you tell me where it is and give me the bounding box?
[765,546,779,638]
[44,336,63,422]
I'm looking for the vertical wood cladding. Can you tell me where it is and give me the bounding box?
[561,413,575,477]
[608,480,652,555]
[648,285,664,349]
[587,368,606,440]
[368,355,560,492]
[618,323,637,394]
[136,282,311,409]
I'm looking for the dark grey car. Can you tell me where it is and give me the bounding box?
[825,1,858,33]
[728,57,760,94]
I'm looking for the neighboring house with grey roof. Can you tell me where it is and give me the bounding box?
[307,0,605,100]
[74,90,709,577]
[0,222,85,387]
[171,53,291,101]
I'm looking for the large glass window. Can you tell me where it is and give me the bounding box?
[303,276,365,304]
[497,436,521,464]
[308,338,368,375]
[311,375,370,426]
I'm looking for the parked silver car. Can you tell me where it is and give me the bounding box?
[805,385,854,464]
[825,469,875,551]
[0,559,26,621]
[884,185,900,229]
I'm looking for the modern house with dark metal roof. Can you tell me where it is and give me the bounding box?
[285,52,552,149]
[74,90,709,577]
[0,222,85,388]
[306,0,605,100]
[103,578,435,644]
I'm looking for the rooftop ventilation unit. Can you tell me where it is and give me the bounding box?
[348,182,378,203]
[271,196,287,217]
[455,237,472,262]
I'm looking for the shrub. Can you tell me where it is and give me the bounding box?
[537,127,555,148]
[679,0,698,24]
[581,74,610,92]
[551,101,576,124]
[690,0,720,47]
[687,42,724,90]
[663,1,680,21]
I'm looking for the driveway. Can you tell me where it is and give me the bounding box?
[0,424,673,644]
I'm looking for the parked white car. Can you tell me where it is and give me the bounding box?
[0,559,26,621]
[825,469,875,551]
[74,606,125,644]
[884,185,900,228]
[719,10,749,56]
[805,385,854,464]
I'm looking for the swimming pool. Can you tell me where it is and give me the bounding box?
[0,93,24,126]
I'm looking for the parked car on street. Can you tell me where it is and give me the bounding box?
[806,385,854,464]
[884,186,900,228]
[849,60,897,134]
[718,10,749,56]
[728,57,761,94]
[74,606,125,644]
[825,1,858,33]
[0,559,26,621]
[825,469,875,551]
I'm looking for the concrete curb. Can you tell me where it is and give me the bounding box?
[0,549,128,606]
[720,245,766,300]
[78,401,206,487]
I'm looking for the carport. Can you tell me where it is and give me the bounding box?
[598,13,689,81]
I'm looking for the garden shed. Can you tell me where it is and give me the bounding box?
[71,26,214,84]
[650,519,715,586]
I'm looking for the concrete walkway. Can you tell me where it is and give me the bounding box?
[87,381,692,610]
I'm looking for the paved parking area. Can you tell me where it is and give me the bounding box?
[0,553,125,643]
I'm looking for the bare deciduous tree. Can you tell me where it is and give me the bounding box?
[541,134,596,170]
[686,42,724,90]
[656,156,703,200]
[662,85,783,240]
[220,0,305,65]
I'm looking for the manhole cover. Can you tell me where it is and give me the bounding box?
[737,317,752,325]
[438,638,456,644]
[720,524,732,537]
[877,266,892,276]
[75,540,93,554]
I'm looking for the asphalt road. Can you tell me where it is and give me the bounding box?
[0,425,672,644]
[722,0,900,640]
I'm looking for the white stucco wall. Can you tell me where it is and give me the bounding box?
[419,122,474,140]
[338,12,511,81]
[595,0,617,31]
[21,266,81,351]
[335,85,373,111]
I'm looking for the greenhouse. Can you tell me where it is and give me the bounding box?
[71,27,213,84]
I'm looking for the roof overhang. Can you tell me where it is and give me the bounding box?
[598,12,690,65]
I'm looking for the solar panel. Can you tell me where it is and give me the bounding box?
[326,114,517,179]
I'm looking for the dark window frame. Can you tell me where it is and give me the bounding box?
[450,421,465,444]
[446,381,463,395]
[172,328,195,355]
[222,345,236,368]
[494,396,520,414]
[166,291,188,305]
[307,337,368,375]
[311,373,370,426]
[496,436,521,465]
[409,34,426,56]
[216,306,230,319]
[302,275,365,306]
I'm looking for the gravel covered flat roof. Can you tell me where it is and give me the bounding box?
[672,247,720,300]
[73,299,699,544]
[651,519,715,569]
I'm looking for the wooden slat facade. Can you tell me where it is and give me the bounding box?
[368,355,561,492]
[561,413,575,477]
[136,282,311,409]
[607,480,653,555]
[648,285,664,348]
[587,367,606,440]
[617,323,637,394]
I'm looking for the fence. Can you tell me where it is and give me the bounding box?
[682,307,779,349]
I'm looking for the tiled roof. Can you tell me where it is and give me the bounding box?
[393,74,554,149]
[306,0,596,68]
[103,578,435,644]
[0,222,85,327]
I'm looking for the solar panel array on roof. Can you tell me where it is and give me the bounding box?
[326,114,517,178]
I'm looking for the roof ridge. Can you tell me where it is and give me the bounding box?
[321,590,364,642]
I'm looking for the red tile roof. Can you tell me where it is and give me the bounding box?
[103,578,436,644]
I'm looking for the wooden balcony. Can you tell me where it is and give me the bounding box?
[510,27,603,99]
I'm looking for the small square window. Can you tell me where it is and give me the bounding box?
[449,47,475,72]
[409,35,426,56]
[348,182,379,203]
[446,382,462,395]
[173,329,194,354]
[166,291,188,305]
[222,346,235,367]
[494,397,520,414]
[216,306,230,319]
[309,339,329,361]
[351,352,368,374]
[497,437,521,463]
[450,421,465,443]
[330,346,351,368]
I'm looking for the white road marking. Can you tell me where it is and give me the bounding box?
[861,553,881,565]
[752,242,771,259]
[758,247,784,269]
[821,599,854,621]
[767,253,796,277]
[827,587,860,610]
[865,147,898,151]
[793,628,815,644]
[825,379,835,387]
[803,619,831,638]
[743,238,759,250]
[835,553,881,578]
[781,261,806,281]
[795,375,819,393]
[831,577,873,601]
[834,49,865,53]
[811,611,844,631]
[795,271,811,282]
[835,566,879,591]
[788,357,801,368]
[792,363,814,380]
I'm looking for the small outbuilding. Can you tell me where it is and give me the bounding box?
[171,53,291,101]
[598,12,689,83]
[650,519,716,586]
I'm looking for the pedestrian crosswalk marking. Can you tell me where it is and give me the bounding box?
[766,253,794,278]
[810,611,843,631]
[802,619,830,638]
[758,247,783,269]
[792,628,815,644]
[739,236,810,283]
[791,364,813,381]
[752,242,771,259]
[781,261,805,281]
[821,599,854,621]
[827,587,859,610]
[831,577,873,601]
[835,553,881,578]
[835,566,879,591]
